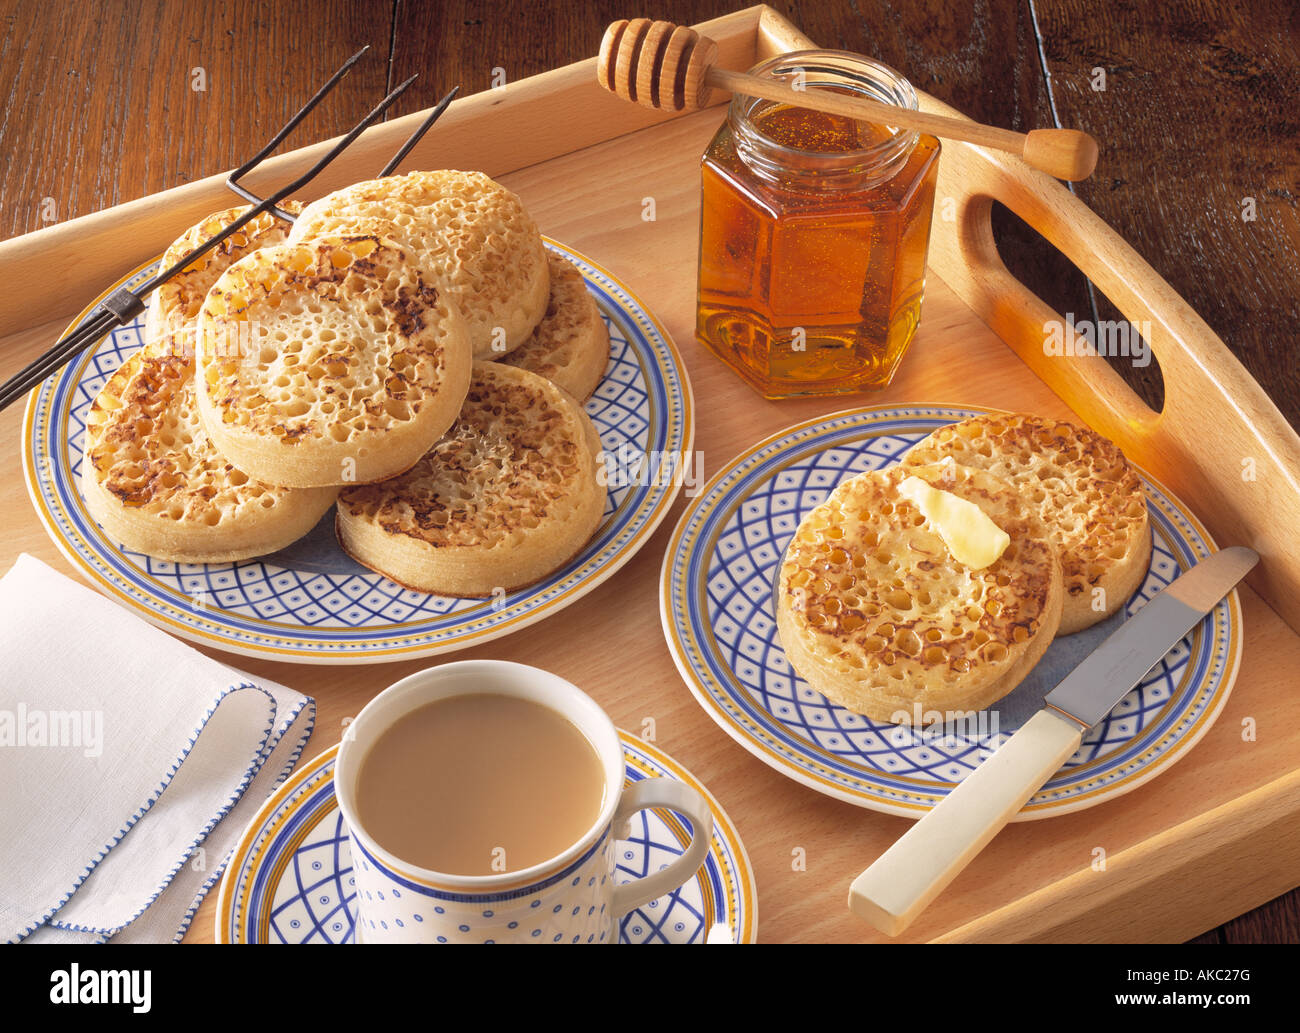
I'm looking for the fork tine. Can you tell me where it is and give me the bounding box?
[378,85,460,178]
[244,71,419,215]
[152,44,387,294]
[227,44,371,202]
[151,68,419,293]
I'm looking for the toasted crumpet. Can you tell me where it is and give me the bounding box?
[83,351,338,563]
[195,235,472,488]
[776,462,1063,722]
[498,250,609,401]
[144,202,301,360]
[84,204,335,563]
[336,362,605,597]
[903,412,1151,633]
[290,170,549,359]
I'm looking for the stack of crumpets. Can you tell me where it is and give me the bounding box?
[776,413,1151,722]
[82,171,612,596]
[83,203,340,564]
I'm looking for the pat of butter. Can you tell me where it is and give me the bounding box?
[897,476,1010,569]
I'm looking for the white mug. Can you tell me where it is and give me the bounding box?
[333,660,714,943]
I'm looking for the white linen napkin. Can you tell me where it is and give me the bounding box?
[0,554,314,943]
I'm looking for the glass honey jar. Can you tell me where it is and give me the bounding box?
[697,51,940,398]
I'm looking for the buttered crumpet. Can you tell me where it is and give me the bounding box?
[195,235,472,488]
[776,462,1063,722]
[290,170,549,360]
[499,250,609,401]
[144,202,301,359]
[336,362,604,597]
[904,412,1151,633]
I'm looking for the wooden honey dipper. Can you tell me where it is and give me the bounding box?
[597,19,1099,182]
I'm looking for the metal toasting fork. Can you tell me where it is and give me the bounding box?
[0,48,460,413]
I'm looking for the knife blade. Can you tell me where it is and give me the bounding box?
[848,545,1258,937]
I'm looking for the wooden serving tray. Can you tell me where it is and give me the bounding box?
[2,6,1298,943]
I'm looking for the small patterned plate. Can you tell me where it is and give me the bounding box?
[215,733,757,944]
[661,405,1244,819]
[23,239,692,663]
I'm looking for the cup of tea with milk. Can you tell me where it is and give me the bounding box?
[333,660,714,943]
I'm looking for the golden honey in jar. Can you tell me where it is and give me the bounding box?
[697,52,940,398]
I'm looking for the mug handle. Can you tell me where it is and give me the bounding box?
[609,778,714,918]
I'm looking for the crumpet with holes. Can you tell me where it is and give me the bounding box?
[83,205,336,563]
[195,234,472,488]
[776,462,1063,722]
[143,202,301,360]
[903,412,1151,633]
[290,170,549,360]
[83,350,338,563]
[335,362,604,597]
[498,250,609,401]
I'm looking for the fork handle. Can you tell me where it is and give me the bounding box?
[848,708,1084,936]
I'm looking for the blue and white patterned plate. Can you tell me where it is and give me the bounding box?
[23,239,693,663]
[215,733,757,943]
[661,405,1244,819]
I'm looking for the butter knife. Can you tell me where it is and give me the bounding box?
[848,545,1259,936]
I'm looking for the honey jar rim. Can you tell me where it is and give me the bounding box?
[728,49,922,180]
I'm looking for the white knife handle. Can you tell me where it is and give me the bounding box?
[848,709,1084,936]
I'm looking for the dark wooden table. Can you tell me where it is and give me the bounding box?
[2,0,1296,943]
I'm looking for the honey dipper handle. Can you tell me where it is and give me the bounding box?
[847,709,1084,936]
[708,68,1098,182]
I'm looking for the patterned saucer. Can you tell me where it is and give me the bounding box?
[661,405,1244,819]
[215,733,757,944]
[24,239,692,663]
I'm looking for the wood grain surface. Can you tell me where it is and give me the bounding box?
[1033,0,1299,416]
[1,0,1296,943]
